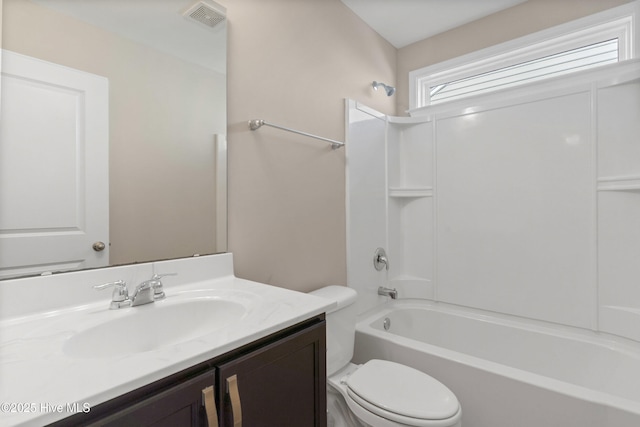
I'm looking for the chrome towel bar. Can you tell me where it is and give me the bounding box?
[248,119,344,150]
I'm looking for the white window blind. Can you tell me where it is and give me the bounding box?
[429,39,619,104]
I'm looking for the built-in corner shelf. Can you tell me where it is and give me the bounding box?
[387,115,431,125]
[389,187,433,198]
[597,176,640,192]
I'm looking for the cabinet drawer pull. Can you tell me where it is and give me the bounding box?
[202,385,219,427]
[227,375,242,427]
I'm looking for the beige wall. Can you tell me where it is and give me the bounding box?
[223,0,396,291]
[396,0,633,114]
[3,0,226,265]
[225,0,635,293]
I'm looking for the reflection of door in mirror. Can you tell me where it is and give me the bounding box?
[2,0,227,277]
[0,50,109,278]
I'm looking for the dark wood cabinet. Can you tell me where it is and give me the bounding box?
[87,372,214,427]
[51,316,326,427]
[217,321,326,427]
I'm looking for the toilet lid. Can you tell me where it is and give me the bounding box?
[346,359,459,422]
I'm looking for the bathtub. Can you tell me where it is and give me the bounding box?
[353,300,640,427]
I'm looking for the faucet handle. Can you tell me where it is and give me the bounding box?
[94,280,128,300]
[152,273,177,280]
[150,273,177,300]
[93,280,131,309]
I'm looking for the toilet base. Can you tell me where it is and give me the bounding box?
[327,363,462,427]
[328,384,367,427]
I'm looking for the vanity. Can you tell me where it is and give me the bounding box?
[0,254,333,426]
[0,3,332,425]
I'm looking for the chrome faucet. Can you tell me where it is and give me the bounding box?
[131,273,176,306]
[94,273,176,309]
[130,279,155,307]
[378,286,398,299]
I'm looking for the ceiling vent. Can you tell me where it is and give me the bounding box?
[183,1,226,29]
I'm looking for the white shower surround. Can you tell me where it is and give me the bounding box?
[346,58,640,343]
[353,301,640,427]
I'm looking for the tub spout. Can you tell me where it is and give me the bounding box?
[378,286,398,299]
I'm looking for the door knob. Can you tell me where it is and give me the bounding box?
[92,241,106,252]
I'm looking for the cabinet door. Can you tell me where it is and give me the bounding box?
[89,371,216,427]
[217,321,326,427]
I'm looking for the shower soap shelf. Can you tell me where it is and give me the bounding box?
[597,176,640,192]
[389,187,433,198]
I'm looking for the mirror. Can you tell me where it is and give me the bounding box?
[1,0,227,278]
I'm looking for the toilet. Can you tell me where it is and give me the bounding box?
[310,286,461,427]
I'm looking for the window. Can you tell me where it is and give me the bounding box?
[410,2,639,109]
[428,39,619,104]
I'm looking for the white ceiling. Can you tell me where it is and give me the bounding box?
[30,0,227,73]
[340,0,528,48]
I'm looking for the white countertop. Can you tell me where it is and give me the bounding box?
[0,254,334,426]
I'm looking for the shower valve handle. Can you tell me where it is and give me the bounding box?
[373,248,389,271]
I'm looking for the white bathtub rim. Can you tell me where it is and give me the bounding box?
[355,300,640,417]
[358,299,640,357]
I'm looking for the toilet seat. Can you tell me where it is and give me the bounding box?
[344,359,461,427]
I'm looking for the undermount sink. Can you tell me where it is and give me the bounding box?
[63,297,248,359]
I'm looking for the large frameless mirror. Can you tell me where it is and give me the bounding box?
[1,0,227,279]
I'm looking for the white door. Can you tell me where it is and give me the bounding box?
[0,50,109,278]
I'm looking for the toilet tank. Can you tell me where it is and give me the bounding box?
[309,285,358,376]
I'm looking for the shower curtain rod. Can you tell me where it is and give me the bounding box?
[248,119,345,149]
